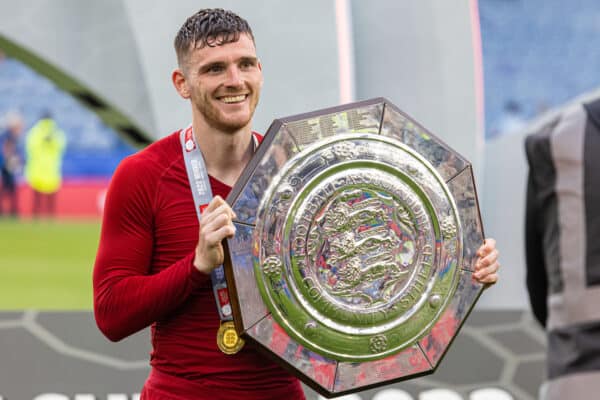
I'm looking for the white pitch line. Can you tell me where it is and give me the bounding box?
[0,311,25,328]
[22,310,148,370]
[0,320,24,329]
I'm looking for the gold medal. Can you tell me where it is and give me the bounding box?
[217,321,245,355]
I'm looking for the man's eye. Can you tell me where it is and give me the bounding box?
[240,60,254,69]
[207,65,224,73]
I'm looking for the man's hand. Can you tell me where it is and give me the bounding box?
[473,237,500,284]
[193,196,236,274]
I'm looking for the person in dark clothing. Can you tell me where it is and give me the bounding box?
[525,95,600,399]
[0,112,24,217]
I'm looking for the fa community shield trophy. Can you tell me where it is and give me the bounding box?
[223,98,487,398]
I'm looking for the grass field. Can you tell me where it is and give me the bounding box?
[0,219,101,309]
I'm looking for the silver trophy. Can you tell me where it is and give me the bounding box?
[224,98,486,398]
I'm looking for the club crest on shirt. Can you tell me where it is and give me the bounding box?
[184,126,196,152]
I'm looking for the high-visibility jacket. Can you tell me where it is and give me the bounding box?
[25,118,66,194]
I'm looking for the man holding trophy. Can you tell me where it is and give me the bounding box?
[93,8,500,400]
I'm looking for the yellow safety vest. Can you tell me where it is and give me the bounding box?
[25,118,67,194]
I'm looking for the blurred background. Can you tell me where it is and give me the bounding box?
[1,0,599,399]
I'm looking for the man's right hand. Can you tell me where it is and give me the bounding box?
[193,195,237,274]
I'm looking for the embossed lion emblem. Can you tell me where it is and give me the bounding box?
[312,189,419,307]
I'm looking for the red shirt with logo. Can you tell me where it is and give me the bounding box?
[93,131,305,399]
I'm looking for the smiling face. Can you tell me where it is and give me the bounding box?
[174,33,263,134]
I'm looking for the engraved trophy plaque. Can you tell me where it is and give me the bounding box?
[224,98,486,397]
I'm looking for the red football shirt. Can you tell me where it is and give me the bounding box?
[93,131,304,399]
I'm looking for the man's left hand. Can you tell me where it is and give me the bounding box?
[473,238,500,285]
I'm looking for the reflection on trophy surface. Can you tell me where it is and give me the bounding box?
[225,98,486,397]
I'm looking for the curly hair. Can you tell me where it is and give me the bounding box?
[174,8,255,67]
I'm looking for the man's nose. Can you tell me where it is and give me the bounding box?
[224,66,243,87]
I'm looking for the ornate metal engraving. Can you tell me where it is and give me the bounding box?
[253,133,459,362]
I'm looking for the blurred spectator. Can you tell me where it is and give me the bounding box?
[525,96,600,399]
[24,111,67,218]
[0,111,24,217]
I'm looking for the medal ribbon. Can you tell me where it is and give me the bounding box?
[179,125,235,321]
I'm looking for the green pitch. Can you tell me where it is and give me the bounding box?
[0,219,101,309]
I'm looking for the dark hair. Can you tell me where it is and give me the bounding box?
[174,8,254,67]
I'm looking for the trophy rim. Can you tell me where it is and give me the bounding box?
[224,97,486,396]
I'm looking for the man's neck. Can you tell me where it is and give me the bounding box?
[192,120,255,187]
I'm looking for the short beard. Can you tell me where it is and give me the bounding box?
[197,93,260,134]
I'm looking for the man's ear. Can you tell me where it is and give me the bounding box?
[172,68,191,99]
[258,60,264,87]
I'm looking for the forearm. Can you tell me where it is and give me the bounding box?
[93,252,209,341]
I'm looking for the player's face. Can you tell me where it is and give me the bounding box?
[183,34,263,133]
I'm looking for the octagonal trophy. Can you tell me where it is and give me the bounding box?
[223,98,486,398]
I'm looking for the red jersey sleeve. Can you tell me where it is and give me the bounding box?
[93,154,208,341]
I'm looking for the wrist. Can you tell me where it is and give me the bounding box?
[193,255,212,274]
